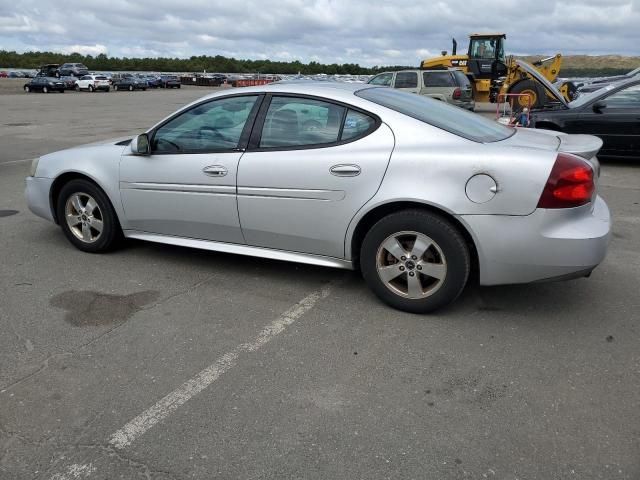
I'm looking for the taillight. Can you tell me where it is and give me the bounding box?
[537,153,595,208]
[452,87,462,99]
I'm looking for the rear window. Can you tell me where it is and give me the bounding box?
[356,87,514,143]
[423,72,455,87]
[453,70,471,88]
[95,76,107,80]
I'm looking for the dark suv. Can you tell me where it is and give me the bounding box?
[160,75,181,88]
[57,63,89,77]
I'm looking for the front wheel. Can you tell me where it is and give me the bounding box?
[56,179,122,253]
[43,86,49,93]
[360,210,470,313]
[88,85,94,92]
[508,80,545,111]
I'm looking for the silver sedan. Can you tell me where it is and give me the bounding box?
[25,83,611,313]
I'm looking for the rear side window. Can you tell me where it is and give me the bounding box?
[423,72,454,87]
[394,72,418,89]
[341,110,376,141]
[260,96,345,148]
[356,87,514,143]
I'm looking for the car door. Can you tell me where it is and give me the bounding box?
[578,84,640,157]
[393,71,419,94]
[119,94,262,243]
[236,94,395,258]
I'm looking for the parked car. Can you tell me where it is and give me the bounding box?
[160,75,181,88]
[57,63,89,77]
[25,83,610,313]
[37,64,60,77]
[112,75,147,91]
[368,69,475,110]
[0,71,7,78]
[59,76,79,90]
[531,77,640,159]
[75,74,110,92]
[23,77,65,93]
[576,67,640,95]
[7,71,22,78]
[143,75,162,88]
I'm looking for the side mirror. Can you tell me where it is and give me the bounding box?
[592,100,607,113]
[130,133,150,155]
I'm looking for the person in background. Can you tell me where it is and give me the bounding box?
[516,107,530,127]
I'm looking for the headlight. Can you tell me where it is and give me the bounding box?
[29,158,39,177]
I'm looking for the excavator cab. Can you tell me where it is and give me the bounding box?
[467,34,507,79]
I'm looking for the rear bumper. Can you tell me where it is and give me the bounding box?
[460,196,611,285]
[25,176,55,222]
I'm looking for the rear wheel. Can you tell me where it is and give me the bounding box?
[360,210,470,313]
[56,179,122,253]
[508,79,545,112]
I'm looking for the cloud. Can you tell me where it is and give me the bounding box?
[0,0,638,66]
[59,44,108,56]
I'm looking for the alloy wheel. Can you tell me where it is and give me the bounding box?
[375,231,447,299]
[64,192,104,243]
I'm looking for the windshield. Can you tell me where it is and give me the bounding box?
[356,87,514,143]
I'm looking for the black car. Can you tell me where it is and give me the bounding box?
[37,64,60,77]
[160,75,181,88]
[112,75,147,91]
[531,78,640,160]
[24,77,65,93]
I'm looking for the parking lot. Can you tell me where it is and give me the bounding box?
[1,83,639,479]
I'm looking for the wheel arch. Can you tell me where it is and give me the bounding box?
[49,171,119,226]
[347,200,479,278]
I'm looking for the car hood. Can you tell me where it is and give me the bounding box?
[515,59,568,108]
[499,127,602,160]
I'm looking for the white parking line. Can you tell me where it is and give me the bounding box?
[109,283,332,449]
[50,463,95,480]
[47,284,331,479]
[0,158,32,166]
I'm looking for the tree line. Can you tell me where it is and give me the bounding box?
[0,50,413,75]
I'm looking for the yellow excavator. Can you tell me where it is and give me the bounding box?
[421,33,576,109]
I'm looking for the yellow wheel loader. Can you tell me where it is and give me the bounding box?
[421,34,576,110]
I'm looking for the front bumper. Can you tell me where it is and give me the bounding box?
[25,176,55,222]
[460,196,611,286]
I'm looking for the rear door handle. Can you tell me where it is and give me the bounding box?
[202,165,227,177]
[330,164,361,177]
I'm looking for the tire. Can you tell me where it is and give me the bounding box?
[128,85,134,91]
[56,179,122,253]
[177,84,181,89]
[24,86,30,92]
[88,85,94,92]
[508,80,545,111]
[106,87,110,92]
[360,210,470,313]
[114,85,119,91]
[43,86,48,93]
[75,85,80,92]
[59,89,64,93]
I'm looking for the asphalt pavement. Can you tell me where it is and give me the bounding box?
[0,86,639,479]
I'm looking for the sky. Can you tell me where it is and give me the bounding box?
[0,0,639,66]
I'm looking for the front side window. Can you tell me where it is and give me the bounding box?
[369,73,393,86]
[152,95,259,153]
[604,84,640,108]
[423,72,454,87]
[394,72,418,89]
[259,96,345,148]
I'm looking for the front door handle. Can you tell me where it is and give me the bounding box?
[203,165,228,177]
[330,164,361,177]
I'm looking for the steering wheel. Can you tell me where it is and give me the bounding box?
[156,137,181,152]
[199,126,232,144]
